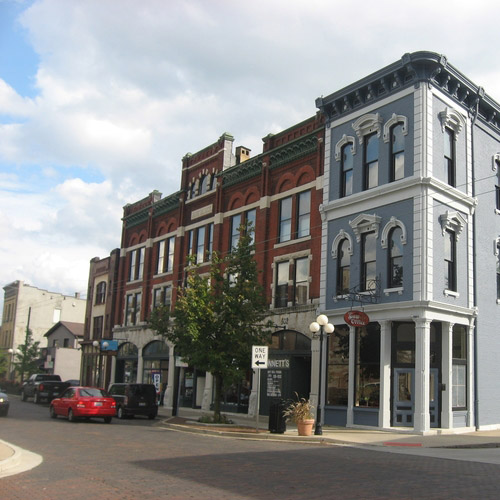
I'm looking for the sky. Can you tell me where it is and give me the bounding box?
[2,0,500,313]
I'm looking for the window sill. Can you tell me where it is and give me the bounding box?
[444,289,459,298]
[274,235,311,249]
[384,287,403,296]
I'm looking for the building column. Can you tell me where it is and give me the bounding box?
[136,347,144,383]
[346,326,356,426]
[414,318,431,433]
[379,321,391,428]
[164,346,176,412]
[110,355,116,385]
[201,372,213,412]
[441,322,453,429]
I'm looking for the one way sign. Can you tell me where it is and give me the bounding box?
[251,345,268,369]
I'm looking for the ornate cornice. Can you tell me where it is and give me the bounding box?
[316,51,500,134]
[153,191,181,217]
[221,157,263,187]
[268,134,318,170]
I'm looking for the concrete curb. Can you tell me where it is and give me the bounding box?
[0,439,43,478]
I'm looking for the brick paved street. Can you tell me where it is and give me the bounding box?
[2,396,500,499]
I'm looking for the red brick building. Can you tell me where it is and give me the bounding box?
[85,112,326,417]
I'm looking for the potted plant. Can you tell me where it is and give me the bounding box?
[283,394,315,436]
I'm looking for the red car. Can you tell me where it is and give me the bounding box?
[50,386,116,423]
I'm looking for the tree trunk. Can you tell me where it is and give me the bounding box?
[213,373,223,422]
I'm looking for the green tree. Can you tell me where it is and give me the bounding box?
[150,224,272,422]
[13,327,41,382]
[0,350,8,379]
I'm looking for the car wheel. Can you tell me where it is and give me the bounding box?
[68,409,76,423]
[21,391,27,402]
[117,406,125,419]
[49,406,57,419]
[104,417,112,424]
[148,413,156,420]
[34,392,40,404]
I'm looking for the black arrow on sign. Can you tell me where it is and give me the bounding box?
[255,360,266,366]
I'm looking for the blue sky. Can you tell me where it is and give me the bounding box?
[2,0,500,315]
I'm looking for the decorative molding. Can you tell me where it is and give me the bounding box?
[438,107,465,137]
[349,213,382,242]
[352,113,383,144]
[222,158,263,187]
[494,237,500,256]
[331,230,354,259]
[268,135,318,169]
[493,153,500,172]
[382,113,408,143]
[381,217,407,248]
[439,210,467,239]
[334,134,356,161]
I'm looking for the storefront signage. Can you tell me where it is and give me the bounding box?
[344,310,370,327]
[267,358,290,369]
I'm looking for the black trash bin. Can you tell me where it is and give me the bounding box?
[268,399,287,434]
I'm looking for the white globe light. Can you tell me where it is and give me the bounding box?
[316,314,329,326]
[324,323,335,334]
[309,321,320,333]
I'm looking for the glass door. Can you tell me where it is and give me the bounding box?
[393,368,414,427]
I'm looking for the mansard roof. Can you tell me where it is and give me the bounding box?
[316,51,500,134]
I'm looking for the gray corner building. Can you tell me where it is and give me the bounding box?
[315,51,500,433]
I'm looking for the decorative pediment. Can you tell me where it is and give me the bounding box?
[492,153,500,172]
[381,217,407,248]
[438,107,465,137]
[439,210,467,239]
[331,229,354,259]
[349,213,382,242]
[352,113,383,144]
[334,134,356,162]
[383,113,408,143]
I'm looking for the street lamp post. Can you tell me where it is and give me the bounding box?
[309,314,334,436]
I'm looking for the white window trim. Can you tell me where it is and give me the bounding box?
[334,134,356,162]
[331,229,354,259]
[382,113,408,143]
[349,213,382,242]
[493,153,500,172]
[352,113,383,144]
[438,107,465,137]
[439,211,467,240]
[381,217,407,248]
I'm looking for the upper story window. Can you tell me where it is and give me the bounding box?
[245,209,256,245]
[199,175,209,195]
[363,133,378,190]
[496,241,500,301]
[361,231,377,292]
[157,236,175,275]
[336,238,351,295]
[230,213,242,250]
[390,124,405,181]
[278,190,311,244]
[93,316,103,339]
[128,247,145,282]
[95,281,106,305]
[341,143,354,197]
[388,227,404,288]
[196,226,206,263]
[275,261,289,308]
[125,292,141,326]
[444,128,456,187]
[206,223,214,260]
[186,224,213,263]
[444,229,457,292]
[153,285,172,310]
[293,257,309,305]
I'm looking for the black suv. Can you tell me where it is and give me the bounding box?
[108,383,158,420]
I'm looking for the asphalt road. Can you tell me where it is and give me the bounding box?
[2,396,500,499]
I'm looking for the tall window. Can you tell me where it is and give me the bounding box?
[391,124,405,181]
[206,223,214,260]
[497,242,500,301]
[389,227,403,288]
[452,325,467,409]
[363,133,378,190]
[444,128,455,187]
[361,232,376,291]
[153,286,172,310]
[496,185,500,211]
[125,292,141,326]
[93,316,103,339]
[245,208,257,245]
[196,226,206,263]
[293,257,308,305]
[199,175,208,195]
[341,143,353,197]
[157,236,175,274]
[297,191,310,238]
[186,230,193,257]
[95,281,106,305]
[355,323,381,407]
[337,239,350,295]
[444,229,457,291]
[230,214,242,250]
[279,197,292,243]
[327,324,350,406]
[275,261,289,307]
[128,248,145,281]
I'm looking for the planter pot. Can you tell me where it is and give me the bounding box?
[297,419,315,436]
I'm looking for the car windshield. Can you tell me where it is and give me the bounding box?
[38,375,61,381]
[79,388,109,398]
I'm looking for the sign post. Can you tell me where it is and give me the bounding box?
[252,346,268,431]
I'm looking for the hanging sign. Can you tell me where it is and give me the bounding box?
[344,310,370,327]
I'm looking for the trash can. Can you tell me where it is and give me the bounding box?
[268,399,287,434]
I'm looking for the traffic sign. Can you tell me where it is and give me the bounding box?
[251,345,268,369]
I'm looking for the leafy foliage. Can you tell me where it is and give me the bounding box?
[13,328,41,382]
[150,223,272,420]
[0,350,8,379]
[283,393,315,423]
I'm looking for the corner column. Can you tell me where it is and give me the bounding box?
[414,318,431,433]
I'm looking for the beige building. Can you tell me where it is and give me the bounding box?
[0,281,87,356]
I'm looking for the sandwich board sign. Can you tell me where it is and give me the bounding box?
[252,345,268,369]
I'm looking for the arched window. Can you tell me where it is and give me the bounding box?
[190,182,197,199]
[388,227,404,288]
[95,281,106,305]
[199,175,208,195]
[390,124,405,181]
[337,239,351,295]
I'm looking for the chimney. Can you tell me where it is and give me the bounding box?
[75,292,81,299]
[236,146,251,164]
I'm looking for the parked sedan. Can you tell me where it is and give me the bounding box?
[0,388,9,417]
[50,387,116,423]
